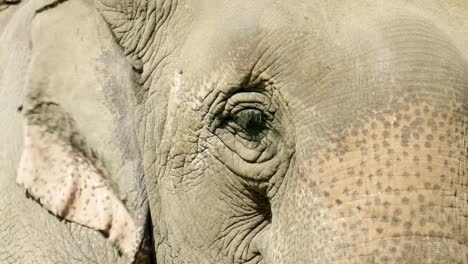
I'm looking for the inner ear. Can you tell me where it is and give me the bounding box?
[16,101,140,257]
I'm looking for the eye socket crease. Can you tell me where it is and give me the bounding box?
[203,84,291,165]
[201,82,296,188]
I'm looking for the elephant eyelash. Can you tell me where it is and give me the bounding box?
[220,108,273,141]
[233,109,269,133]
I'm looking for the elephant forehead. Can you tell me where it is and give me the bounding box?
[180,2,465,82]
[178,4,466,112]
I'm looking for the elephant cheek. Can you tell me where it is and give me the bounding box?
[267,99,467,263]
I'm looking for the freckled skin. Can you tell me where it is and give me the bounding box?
[16,102,140,257]
[270,98,467,263]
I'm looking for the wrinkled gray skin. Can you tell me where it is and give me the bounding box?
[1,0,468,263]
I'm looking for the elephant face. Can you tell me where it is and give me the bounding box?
[94,1,468,263]
[95,0,468,263]
[3,0,467,263]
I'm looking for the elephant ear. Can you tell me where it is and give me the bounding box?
[16,101,139,256]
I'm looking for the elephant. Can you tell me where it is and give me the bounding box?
[1,0,467,263]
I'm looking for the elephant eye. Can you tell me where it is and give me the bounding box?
[201,84,295,182]
[231,109,270,136]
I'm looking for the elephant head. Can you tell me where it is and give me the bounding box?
[3,0,468,263]
[93,0,468,263]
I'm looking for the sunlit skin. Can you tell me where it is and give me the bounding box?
[1,0,467,263]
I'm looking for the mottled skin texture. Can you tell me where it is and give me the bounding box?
[1,0,467,264]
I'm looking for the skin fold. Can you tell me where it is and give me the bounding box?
[1,0,467,263]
